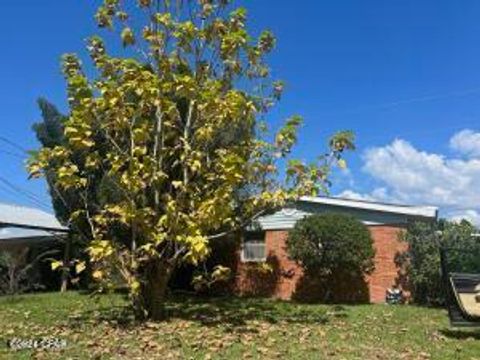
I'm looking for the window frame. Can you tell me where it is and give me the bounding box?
[241,232,267,263]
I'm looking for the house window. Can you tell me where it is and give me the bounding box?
[241,232,266,262]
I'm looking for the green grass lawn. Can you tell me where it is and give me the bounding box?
[0,292,479,359]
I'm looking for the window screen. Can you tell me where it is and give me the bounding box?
[242,234,266,262]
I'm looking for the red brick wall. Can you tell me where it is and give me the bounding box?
[367,225,408,303]
[234,230,303,298]
[234,224,408,303]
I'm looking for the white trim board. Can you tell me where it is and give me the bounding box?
[254,196,438,231]
[300,196,438,219]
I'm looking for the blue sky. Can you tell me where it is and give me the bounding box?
[1,1,480,224]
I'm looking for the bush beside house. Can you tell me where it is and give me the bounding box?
[286,213,375,303]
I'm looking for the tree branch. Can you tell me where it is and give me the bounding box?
[207,208,269,240]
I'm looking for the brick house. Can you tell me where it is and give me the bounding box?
[234,196,438,303]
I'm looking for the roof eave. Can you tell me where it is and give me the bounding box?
[0,223,69,233]
[299,196,439,219]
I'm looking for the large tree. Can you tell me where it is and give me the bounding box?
[28,0,354,320]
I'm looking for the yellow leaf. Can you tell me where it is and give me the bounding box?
[172,180,183,189]
[131,280,141,293]
[92,270,103,280]
[64,126,78,135]
[51,260,63,271]
[81,139,95,148]
[191,160,202,171]
[75,261,86,274]
[121,27,135,47]
[88,240,114,260]
[85,155,99,168]
[212,265,231,281]
[338,159,347,169]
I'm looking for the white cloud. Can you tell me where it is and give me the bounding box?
[338,130,480,226]
[337,190,375,202]
[450,129,480,158]
[362,138,480,209]
[448,209,480,225]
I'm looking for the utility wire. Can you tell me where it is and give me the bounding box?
[0,135,53,210]
[0,176,52,212]
[318,86,480,118]
[0,148,25,160]
[0,135,29,154]
[0,181,24,202]
[0,135,88,239]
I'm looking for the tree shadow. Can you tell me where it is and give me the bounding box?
[292,270,370,304]
[234,255,281,297]
[165,294,331,328]
[67,301,137,328]
[68,292,332,329]
[439,328,480,340]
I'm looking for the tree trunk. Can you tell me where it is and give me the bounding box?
[141,260,172,321]
[8,265,16,295]
[60,236,71,293]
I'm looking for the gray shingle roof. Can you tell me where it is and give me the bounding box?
[0,203,67,233]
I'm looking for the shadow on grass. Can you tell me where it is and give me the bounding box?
[440,328,480,340]
[68,304,137,328]
[69,293,333,329]
[165,294,331,327]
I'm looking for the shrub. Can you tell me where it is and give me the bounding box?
[0,247,59,295]
[286,213,375,276]
[399,219,480,306]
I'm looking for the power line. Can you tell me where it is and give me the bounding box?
[0,148,25,160]
[0,140,51,210]
[0,134,30,163]
[0,135,61,215]
[0,181,25,202]
[362,86,480,110]
[0,136,29,154]
[0,176,52,212]
[317,86,480,118]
